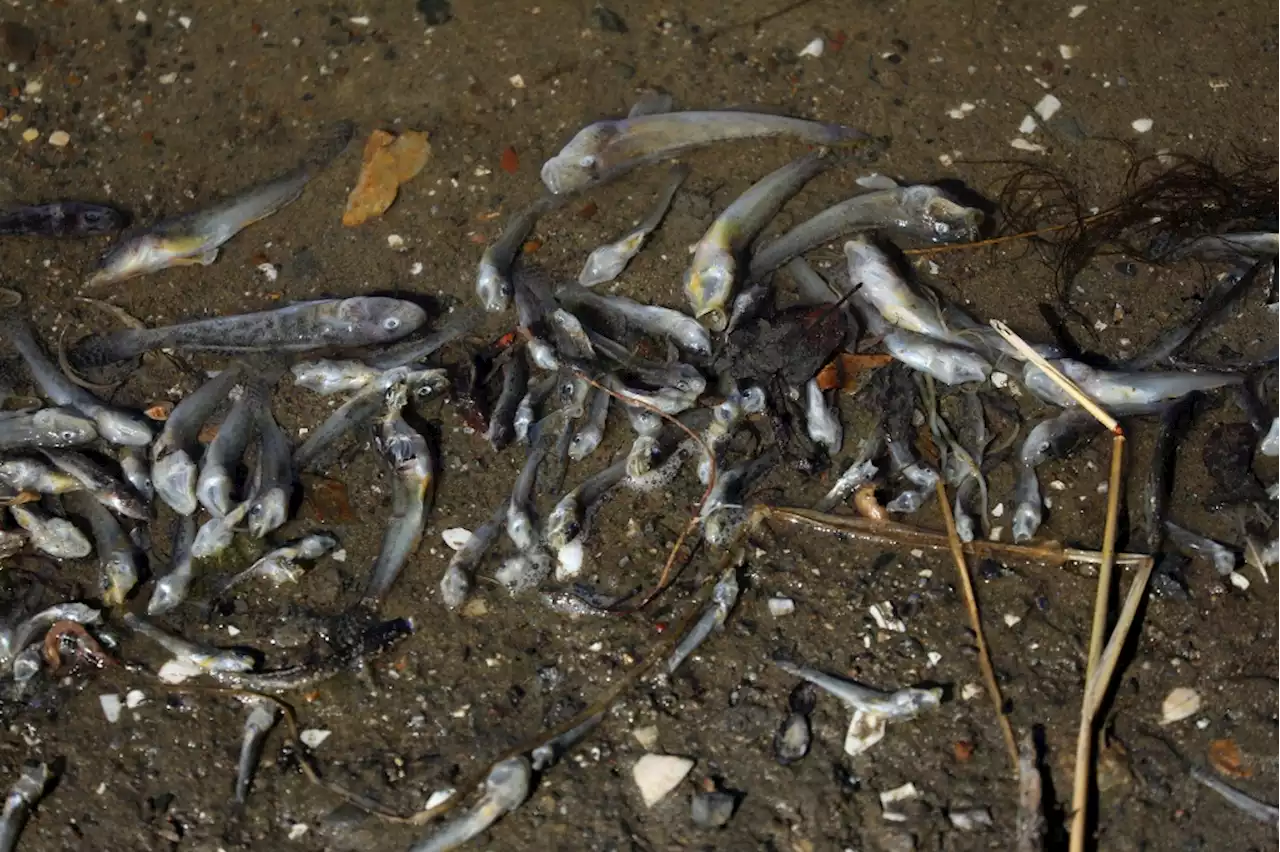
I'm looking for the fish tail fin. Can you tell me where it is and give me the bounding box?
[67,329,150,369]
[299,119,356,175]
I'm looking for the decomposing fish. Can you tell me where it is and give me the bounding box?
[773,659,942,719]
[0,316,153,446]
[541,110,867,194]
[881,369,938,513]
[504,430,550,554]
[486,352,529,452]
[578,163,688,287]
[246,400,293,539]
[514,374,557,446]
[0,602,101,665]
[556,285,713,361]
[750,184,984,279]
[8,504,91,560]
[1141,397,1196,552]
[603,374,698,416]
[545,457,628,580]
[0,201,126,238]
[804,378,842,455]
[568,386,610,462]
[586,332,706,397]
[0,408,98,451]
[1166,231,1279,264]
[1164,521,1237,576]
[192,499,252,561]
[88,120,355,286]
[368,308,481,371]
[1022,359,1242,412]
[147,514,197,616]
[70,491,140,605]
[290,359,384,396]
[69,297,426,368]
[685,150,831,330]
[1011,409,1098,543]
[196,381,263,517]
[42,449,148,520]
[118,446,154,503]
[233,700,279,810]
[216,533,339,606]
[123,611,255,675]
[0,457,82,495]
[363,384,434,605]
[815,433,884,513]
[408,757,532,852]
[667,563,740,673]
[440,499,508,610]
[476,196,559,313]
[292,374,393,472]
[0,761,54,852]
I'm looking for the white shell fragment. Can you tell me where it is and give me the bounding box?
[843,708,887,756]
[425,788,456,809]
[100,693,122,723]
[948,807,994,830]
[632,725,659,750]
[767,597,796,617]
[798,37,824,58]
[869,601,906,632]
[632,754,694,807]
[1160,687,1201,725]
[125,689,146,709]
[442,527,474,551]
[1131,118,1154,133]
[879,782,920,810]
[158,657,202,684]
[300,729,332,748]
[1018,115,1038,134]
[1034,94,1062,121]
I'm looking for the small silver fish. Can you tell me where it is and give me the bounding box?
[122,611,254,673]
[88,120,355,286]
[234,700,280,809]
[545,457,628,579]
[291,359,383,396]
[246,402,292,539]
[804,378,842,455]
[147,514,198,616]
[407,757,532,852]
[70,490,139,605]
[42,449,148,520]
[440,500,508,610]
[0,761,54,851]
[667,564,739,674]
[541,110,867,194]
[8,504,91,560]
[487,353,529,452]
[685,150,831,330]
[1022,359,1243,412]
[750,183,984,278]
[196,382,262,517]
[0,408,98,451]
[530,712,604,770]
[70,298,425,368]
[118,447,154,503]
[568,386,610,462]
[557,285,713,361]
[578,164,689,287]
[217,533,338,603]
[1165,521,1237,576]
[1011,410,1098,542]
[364,384,433,605]
[773,659,942,719]
[477,196,558,313]
[192,499,252,560]
[0,457,82,495]
[0,602,101,665]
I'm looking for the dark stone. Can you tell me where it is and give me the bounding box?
[591,4,627,33]
[416,0,453,26]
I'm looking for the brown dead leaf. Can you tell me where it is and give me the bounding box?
[303,477,354,522]
[1208,738,1251,778]
[342,129,431,226]
[816,353,894,392]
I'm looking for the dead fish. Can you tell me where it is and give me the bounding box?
[8,504,91,560]
[558,285,712,361]
[1189,766,1279,825]
[363,384,434,606]
[42,449,149,519]
[514,373,557,446]
[773,658,942,719]
[1164,521,1237,576]
[0,761,54,852]
[1022,360,1243,412]
[545,457,628,580]
[118,447,154,503]
[751,184,983,279]
[1166,231,1279,264]
[568,386,610,462]
[1263,416,1280,457]
[0,408,98,452]
[477,196,559,313]
[368,308,482,371]
[586,332,706,397]
[0,602,101,665]
[0,316,153,446]
[192,499,252,560]
[1011,409,1099,543]
[0,457,82,496]
[578,164,688,287]
[541,110,867,194]
[246,399,293,539]
[69,297,426,368]
[123,611,254,675]
[0,201,126,237]
[804,378,842,455]
[407,757,532,852]
[684,150,831,331]
[153,366,245,515]
[440,499,508,610]
[196,382,263,517]
[69,490,139,604]
[814,432,883,513]
[147,514,197,616]
[530,713,604,771]
[88,120,355,286]
[233,700,280,811]
[290,359,384,396]
[215,533,338,606]
[487,352,529,452]
[667,563,739,674]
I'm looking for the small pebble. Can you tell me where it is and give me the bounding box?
[926,651,942,667]
[767,596,795,617]
[48,130,70,147]
[1069,4,1087,17]
[1058,45,1077,59]
[1131,118,1154,133]
[1010,138,1046,153]
[1034,94,1061,121]
[287,823,309,840]
[425,789,455,809]
[256,262,279,282]
[633,754,694,807]
[990,502,1005,517]
[948,807,993,830]
[125,689,146,709]
[798,37,824,58]
[100,693,122,723]
[690,790,736,828]
[158,72,178,85]
[1003,614,1021,628]
[1229,571,1250,591]
[960,683,983,701]
[387,234,406,250]
[990,372,1008,389]
[1018,115,1037,134]
[442,527,473,551]
[300,729,332,748]
[508,74,525,89]
[20,127,37,142]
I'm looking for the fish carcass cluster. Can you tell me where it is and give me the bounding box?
[0,101,1274,850]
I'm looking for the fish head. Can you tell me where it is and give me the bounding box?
[540,123,616,194]
[338,298,427,343]
[32,409,99,445]
[476,260,512,313]
[146,575,188,616]
[89,233,201,286]
[75,205,128,235]
[545,499,582,551]
[101,553,140,606]
[298,532,340,560]
[568,427,601,462]
[95,411,154,447]
[668,364,707,397]
[196,468,232,517]
[153,451,198,516]
[247,488,288,539]
[911,187,984,244]
[684,247,735,333]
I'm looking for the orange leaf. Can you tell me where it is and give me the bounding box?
[342,129,431,226]
[500,146,519,174]
[1208,739,1251,778]
[953,740,975,762]
[522,238,542,254]
[819,353,895,392]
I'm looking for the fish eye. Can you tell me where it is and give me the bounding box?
[382,316,402,331]
[61,429,77,440]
